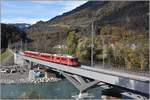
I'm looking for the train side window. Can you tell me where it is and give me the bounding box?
[56,57,60,60]
[43,55,48,58]
[64,58,67,61]
[70,59,74,62]
[62,58,66,60]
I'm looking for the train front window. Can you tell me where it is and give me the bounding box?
[71,58,78,62]
[74,58,78,62]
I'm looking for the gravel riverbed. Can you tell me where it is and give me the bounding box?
[0,65,29,84]
[0,65,60,84]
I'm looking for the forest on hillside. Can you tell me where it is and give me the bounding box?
[1,23,23,53]
[65,26,149,71]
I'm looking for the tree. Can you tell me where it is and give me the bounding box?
[136,38,149,70]
[66,31,79,55]
[76,37,91,61]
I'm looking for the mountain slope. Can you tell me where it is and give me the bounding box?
[1,23,26,49]
[26,1,149,51]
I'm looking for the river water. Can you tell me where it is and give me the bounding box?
[1,79,106,99]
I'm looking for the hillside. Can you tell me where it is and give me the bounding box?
[1,23,26,51]
[26,1,149,51]
[0,48,14,65]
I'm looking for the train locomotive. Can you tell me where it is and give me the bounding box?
[24,51,79,66]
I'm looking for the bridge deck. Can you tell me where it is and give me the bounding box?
[23,55,149,95]
[81,66,149,81]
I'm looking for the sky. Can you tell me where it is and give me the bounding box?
[1,0,87,24]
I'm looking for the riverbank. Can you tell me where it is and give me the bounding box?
[0,65,61,84]
[0,65,29,84]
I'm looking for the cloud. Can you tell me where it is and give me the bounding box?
[2,18,49,24]
[1,1,88,24]
[31,1,87,6]
[60,1,87,12]
[23,1,87,14]
[30,1,55,4]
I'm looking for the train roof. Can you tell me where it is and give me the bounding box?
[53,54,77,59]
[24,51,40,54]
[40,53,52,55]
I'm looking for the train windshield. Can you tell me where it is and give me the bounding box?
[72,58,78,62]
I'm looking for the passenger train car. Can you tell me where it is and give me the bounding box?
[24,51,79,66]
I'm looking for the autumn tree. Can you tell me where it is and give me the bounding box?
[76,37,91,61]
[66,31,79,55]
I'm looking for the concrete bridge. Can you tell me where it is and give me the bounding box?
[14,52,149,99]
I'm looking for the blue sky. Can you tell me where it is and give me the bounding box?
[1,1,87,24]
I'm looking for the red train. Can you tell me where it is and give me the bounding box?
[24,51,79,66]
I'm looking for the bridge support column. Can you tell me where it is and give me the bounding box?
[61,72,99,99]
[28,61,33,69]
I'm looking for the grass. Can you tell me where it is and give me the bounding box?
[0,48,12,62]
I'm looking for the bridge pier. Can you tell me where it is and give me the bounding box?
[61,72,99,99]
[24,60,33,69]
[27,61,33,69]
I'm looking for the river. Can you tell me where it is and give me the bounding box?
[1,79,106,99]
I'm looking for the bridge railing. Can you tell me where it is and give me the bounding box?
[80,60,149,77]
